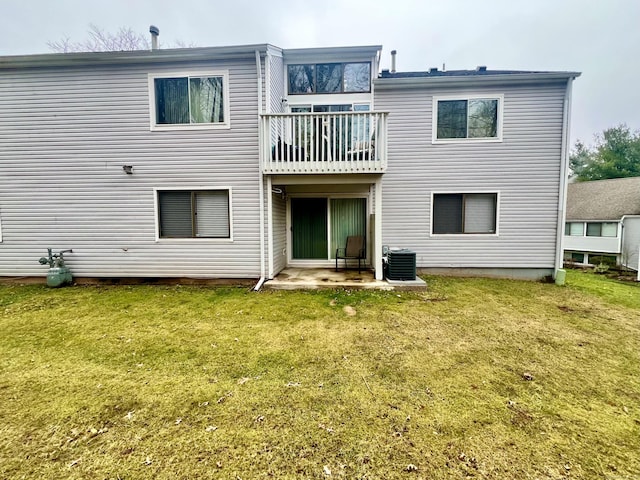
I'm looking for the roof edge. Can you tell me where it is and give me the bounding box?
[374,71,581,88]
[0,44,274,69]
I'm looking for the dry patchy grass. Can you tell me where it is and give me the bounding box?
[0,271,638,479]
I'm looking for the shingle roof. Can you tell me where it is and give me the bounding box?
[566,177,640,220]
[378,69,552,78]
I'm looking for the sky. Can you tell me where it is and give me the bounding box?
[1,0,638,146]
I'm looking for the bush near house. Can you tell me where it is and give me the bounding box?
[0,271,638,479]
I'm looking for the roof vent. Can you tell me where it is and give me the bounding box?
[390,50,397,74]
[149,25,159,51]
[429,67,438,74]
[476,65,487,72]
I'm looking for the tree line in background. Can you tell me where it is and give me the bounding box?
[570,124,640,181]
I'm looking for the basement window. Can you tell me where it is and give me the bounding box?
[157,190,231,239]
[432,193,498,235]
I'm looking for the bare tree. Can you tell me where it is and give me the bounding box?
[47,24,197,53]
[48,24,149,53]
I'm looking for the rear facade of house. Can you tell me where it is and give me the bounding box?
[0,43,578,282]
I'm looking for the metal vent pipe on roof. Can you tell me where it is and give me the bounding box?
[149,25,159,50]
[390,50,397,73]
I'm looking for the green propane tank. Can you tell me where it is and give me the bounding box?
[38,248,73,287]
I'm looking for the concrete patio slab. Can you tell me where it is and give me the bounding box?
[264,268,426,291]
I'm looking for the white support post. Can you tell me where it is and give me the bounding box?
[374,178,383,280]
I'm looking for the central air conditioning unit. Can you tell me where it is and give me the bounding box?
[385,248,416,281]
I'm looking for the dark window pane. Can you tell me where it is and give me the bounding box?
[586,223,602,236]
[437,100,467,139]
[344,63,370,92]
[316,63,343,93]
[159,191,192,237]
[571,252,585,263]
[288,65,315,94]
[155,78,189,124]
[433,194,463,234]
[468,99,498,138]
[189,77,224,123]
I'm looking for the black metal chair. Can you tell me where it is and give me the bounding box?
[335,235,366,273]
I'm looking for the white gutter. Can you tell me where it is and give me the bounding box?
[254,50,266,291]
[554,77,574,277]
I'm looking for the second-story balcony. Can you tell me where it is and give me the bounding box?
[261,111,388,174]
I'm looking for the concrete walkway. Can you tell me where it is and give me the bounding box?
[264,267,426,290]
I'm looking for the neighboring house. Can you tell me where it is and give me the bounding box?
[564,177,640,271]
[0,41,579,283]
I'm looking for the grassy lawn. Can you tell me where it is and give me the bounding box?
[0,271,638,479]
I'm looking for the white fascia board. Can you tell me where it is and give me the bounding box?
[0,44,272,69]
[283,46,382,64]
[374,72,582,89]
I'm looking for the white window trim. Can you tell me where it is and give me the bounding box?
[429,191,501,237]
[432,94,504,144]
[148,70,231,131]
[153,187,234,242]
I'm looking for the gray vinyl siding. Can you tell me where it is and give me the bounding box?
[271,192,287,276]
[0,58,262,278]
[375,81,567,269]
[622,217,640,271]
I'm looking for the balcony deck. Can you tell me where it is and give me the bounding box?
[261,111,387,174]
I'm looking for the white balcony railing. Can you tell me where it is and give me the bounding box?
[261,111,387,174]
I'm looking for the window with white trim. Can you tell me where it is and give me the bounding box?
[158,190,230,238]
[432,193,497,234]
[150,72,229,128]
[586,222,617,237]
[565,222,584,236]
[434,96,502,141]
[287,62,371,94]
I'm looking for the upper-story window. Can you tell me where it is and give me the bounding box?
[149,71,230,130]
[586,222,617,237]
[288,63,371,94]
[565,222,584,236]
[564,222,617,237]
[433,95,503,143]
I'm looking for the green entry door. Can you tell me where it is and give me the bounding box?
[291,198,328,259]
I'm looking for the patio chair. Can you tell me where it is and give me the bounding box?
[335,235,366,273]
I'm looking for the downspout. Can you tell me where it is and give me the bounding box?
[254,49,266,291]
[554,77,574,279]
[265,50,274,279]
